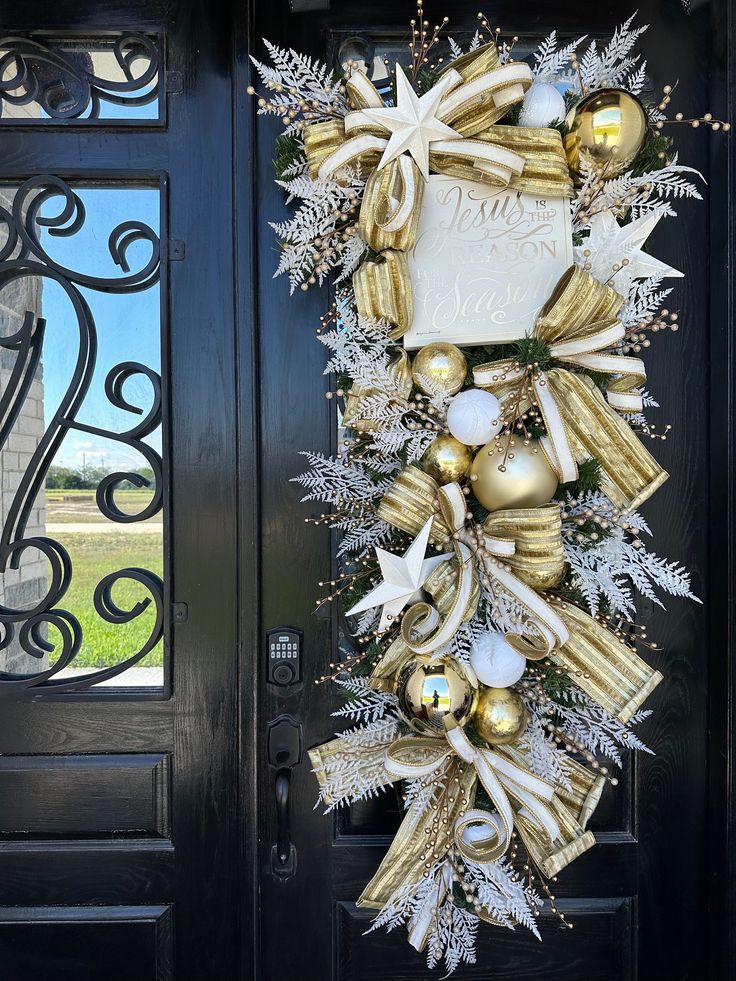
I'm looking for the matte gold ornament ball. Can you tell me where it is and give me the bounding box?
[473,687,528,746]
[412,343,467,396]
[396,654,478,736]
[422,434,473,484]
[564,88,648,179]
[470,440,558,511]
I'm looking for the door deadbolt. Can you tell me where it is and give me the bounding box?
[266,626,302,686]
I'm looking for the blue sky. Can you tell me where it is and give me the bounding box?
[37,187,162,472]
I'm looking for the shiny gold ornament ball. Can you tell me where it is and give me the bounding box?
[421,434,473,484]
[565,88,648,179]
[396,654,478,736]
[473,687,528,745]
[412,343,467,396]
[470,440,558,511]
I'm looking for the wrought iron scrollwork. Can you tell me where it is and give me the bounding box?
[0,34,159,120]
[0,175,164,692]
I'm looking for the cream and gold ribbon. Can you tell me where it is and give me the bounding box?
[483,503,566,591]
[418,482,569,658]
[384,720,560,865]
[316,51,533,191]
[305,46,572,264]
[376,476,569,659]
[474,266,654,493]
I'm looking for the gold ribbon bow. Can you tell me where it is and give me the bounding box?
[397,481,569,660]
[304,48,572,335]
[385,720,561,865]
[475,266,668,509]
[312,727,601,917]
[306,45,534,192]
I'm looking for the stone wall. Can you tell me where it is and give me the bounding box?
[0,193,47,675]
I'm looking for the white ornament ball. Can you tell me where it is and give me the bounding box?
[519,82,567,129]
[446,389,502,446]
[469,631,526,688]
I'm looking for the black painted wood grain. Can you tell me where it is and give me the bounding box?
[0,905,173,981]
[0,754,170,838]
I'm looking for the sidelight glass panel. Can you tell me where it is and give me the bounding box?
[0,179,165,692]
[0,34,161,123]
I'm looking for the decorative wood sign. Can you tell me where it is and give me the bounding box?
[404,175,573,349]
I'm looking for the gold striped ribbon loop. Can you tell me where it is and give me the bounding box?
[384,722,560,867]
[454,808,508,864]
[444,721,560,852]
[385,480,569,659]
[473,266,666,508]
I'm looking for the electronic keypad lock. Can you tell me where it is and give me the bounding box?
[266,626,303,686]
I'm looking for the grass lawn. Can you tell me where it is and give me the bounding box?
[59,531,164,668]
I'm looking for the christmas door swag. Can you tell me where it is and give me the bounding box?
[250,9,726,971]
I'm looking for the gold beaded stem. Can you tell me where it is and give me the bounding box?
[653,83,731,133]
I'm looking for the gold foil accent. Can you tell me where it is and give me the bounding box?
[425,556,480,622]
[498,744,596,877]
[551,598,664,723]
[303,119,381,180]
[309,736,394,807]
[557,756,606,831]
[482,503,566,590]
[357,760,476,910]
[359,157,424,252]
[376,465,451,545]
[435,125,574,196]
[342,348,412,432]
[547,370,668,511]
[353,249,413,336]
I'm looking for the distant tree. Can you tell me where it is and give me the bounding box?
[46,464,154,491]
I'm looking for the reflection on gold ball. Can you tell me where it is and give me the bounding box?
[565,88,648,179]
[470,440,558,511]
[473,687,527,745]
[422,435,473,484]
[412,343,467,396]
[396,654,478,736]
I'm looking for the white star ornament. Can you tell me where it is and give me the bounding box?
[580,210,684,294]
[361,64,462,180]
[345,517,452,632]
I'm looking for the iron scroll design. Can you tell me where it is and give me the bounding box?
[0,175,164,692]
[0,34,159,120]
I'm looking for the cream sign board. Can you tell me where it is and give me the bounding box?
[404,175,573,349]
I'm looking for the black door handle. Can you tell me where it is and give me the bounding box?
[275,768,291,865]
[267,715,301,879]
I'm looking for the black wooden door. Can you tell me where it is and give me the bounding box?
[0,2,239,980]
[250,2,734,980]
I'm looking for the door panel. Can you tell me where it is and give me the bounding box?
[0,2,239,979]
[250,2,730,979]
